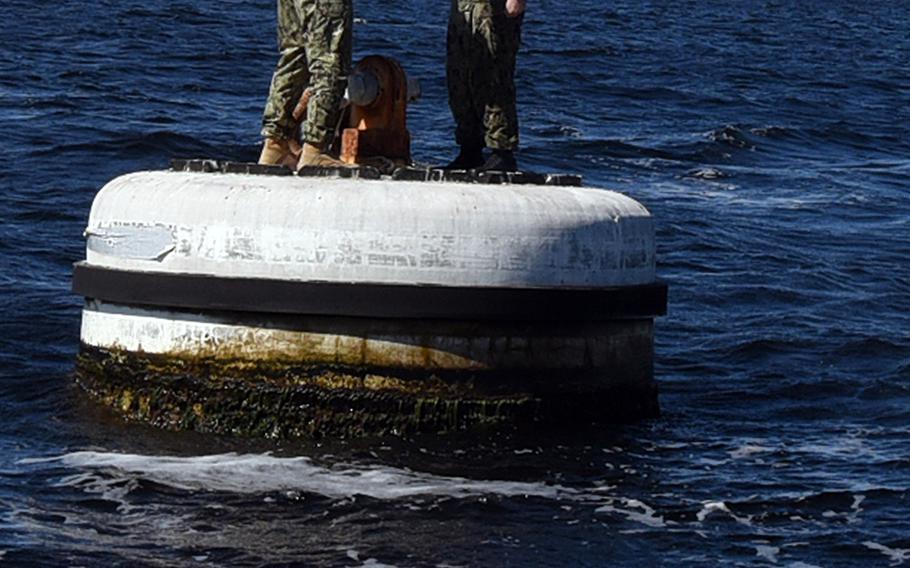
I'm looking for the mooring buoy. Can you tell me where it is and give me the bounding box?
[73,163,666,437]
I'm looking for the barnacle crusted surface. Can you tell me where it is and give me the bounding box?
[75,346,659,438]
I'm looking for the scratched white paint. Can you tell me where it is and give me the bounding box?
[81,301,650,371]
[84,171,657,288]
[81,304,477,370]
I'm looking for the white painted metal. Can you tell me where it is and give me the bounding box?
[81,301,648,371]
[85,171,656,288]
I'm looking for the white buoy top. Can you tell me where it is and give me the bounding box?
[84,171,656,289]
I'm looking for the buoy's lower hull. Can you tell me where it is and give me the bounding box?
[76,301,659,437]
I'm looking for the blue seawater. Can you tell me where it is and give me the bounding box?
[1,0,908,566]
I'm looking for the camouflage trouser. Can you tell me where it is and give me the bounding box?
[447,0,523,151]
[261,0,352,150]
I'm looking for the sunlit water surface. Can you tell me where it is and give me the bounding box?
[1,1,908,566]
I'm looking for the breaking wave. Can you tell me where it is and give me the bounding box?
[23,452,572,501]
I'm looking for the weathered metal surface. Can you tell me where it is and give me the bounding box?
[80,301,655,375]
[296,164,383,179]
[170,159,583,186]
[346,68,381,107]
[74,168,664,438]
[75,302,659,438]
[341,56,412,166]
[390,167,583,187]
[85,224,176,261]
[86,170,656,288]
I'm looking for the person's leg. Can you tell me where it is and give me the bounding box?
[260,0,310,167]
[445,0,485,169]
[298,0,353,167]
[478,0,522,171]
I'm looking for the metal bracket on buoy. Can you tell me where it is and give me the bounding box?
[170,159,382,180]
[391,167,583,187]
[340,56,414,170]
[169,159,582,187]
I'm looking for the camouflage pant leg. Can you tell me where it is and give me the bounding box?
[261,0,352,149]
[446,0,523,151]
[261,0,310,141]
[301,0,352,148]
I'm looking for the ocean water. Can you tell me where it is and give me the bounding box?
[1,0,909,566]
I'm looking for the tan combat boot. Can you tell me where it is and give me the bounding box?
[258,138,299,169]
[297,142,350,169]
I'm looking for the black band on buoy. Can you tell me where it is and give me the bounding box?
[73,262,667,321]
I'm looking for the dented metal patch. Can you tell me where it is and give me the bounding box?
[86,223,177,261]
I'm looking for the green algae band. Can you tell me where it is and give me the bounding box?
[74,169,666,437]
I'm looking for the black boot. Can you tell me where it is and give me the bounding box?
[443,145,485,170]
[478,149,518,172]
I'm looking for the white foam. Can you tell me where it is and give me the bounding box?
[729,444,772,459]
[863,542,910,566]
[595,497,667,528]
[695,501,752,526]
[850,495,866,523]
[819,493,866,524]
[696,501,726,522]
[23,452,571,501]
[754,544,779,564]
